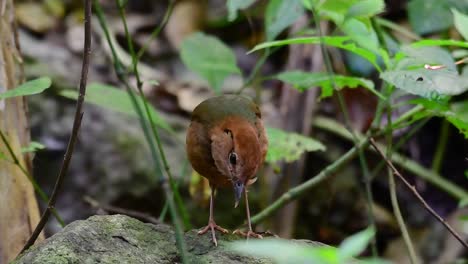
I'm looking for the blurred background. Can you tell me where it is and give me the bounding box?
[9,0,468,262]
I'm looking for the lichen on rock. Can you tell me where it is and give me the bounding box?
[14,214,272,264]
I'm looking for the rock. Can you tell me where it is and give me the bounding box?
[14,214,271,264]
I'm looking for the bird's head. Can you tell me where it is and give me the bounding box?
[210,116,262,208]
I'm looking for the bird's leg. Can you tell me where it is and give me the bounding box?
[198,187,228,246]
[233,189,263,239]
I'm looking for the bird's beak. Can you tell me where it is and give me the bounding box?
[233,181,244,208]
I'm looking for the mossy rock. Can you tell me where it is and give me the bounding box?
[14,214,271,264]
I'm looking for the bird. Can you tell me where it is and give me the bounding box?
[186,94,268,246]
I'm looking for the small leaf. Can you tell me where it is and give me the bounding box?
[452,8,468,40]
[230,239,339,264]
[21,141,46,153]
[180,32,241,94]
[227,0,256,21]
[339,227,375,260]
[265,0,304,41]
[266,127,326,163]
[276,71,383,99]
[0,77,52,100]
[60,83,173,132]
[346,0,385,19]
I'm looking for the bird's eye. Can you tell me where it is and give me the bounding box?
[229,152,237,165]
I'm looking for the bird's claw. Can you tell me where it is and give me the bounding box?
[198,221,229,247]
[233,229,263,239]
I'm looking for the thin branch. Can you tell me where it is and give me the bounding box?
[19,0,92,253]
[369,138,468,249]
[83,196,160,225]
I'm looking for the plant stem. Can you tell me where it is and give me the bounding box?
[385,102,418,264]
[314,9,378,256]
[20,0,92,253]
[95,2,188,262]
[431,119,449,173]
[0,130,64,226]
[116,0,190,229]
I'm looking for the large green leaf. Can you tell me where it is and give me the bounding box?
[265,0,304,41]
[452,8,468,40]
[180,32,241,94]
[381,46,468,99]
[227,0,256,21]
[250,36,381,71]
[0,77,51,100]
[60,83,172,132]
[408,0,453,35]
[275,71,383,99]
[230,239,339,264]
[266,127,325,163]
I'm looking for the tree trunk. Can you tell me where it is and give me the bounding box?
[0,0,43,262]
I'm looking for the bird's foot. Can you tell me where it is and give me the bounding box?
[198,221,229,246]
[233,229,263,239]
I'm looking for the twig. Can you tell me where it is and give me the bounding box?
[83,196,160,225]
[369,138,468,249]
[19,0,92,253]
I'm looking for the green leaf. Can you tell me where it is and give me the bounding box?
[381,46,468,99]
[265,0,304,41]
[411,39,468,49]
[227,0,256,21]
[316,0,360,24]
[0,77,52,100]
[21,141,46,153]
[276,71,383,99]
[230,239,339,264]
[381,69,468,99]
[459,197,468,208]
[452,8,468,40]
[339,227,375,260]
[180,32,241,94]
[412,99,468,138]
[250,36,381,71]
[60,83,173,132]
[408,0,453,35]
[340,18,379,53]
[266,127,326,163]
[346,0,385,19]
